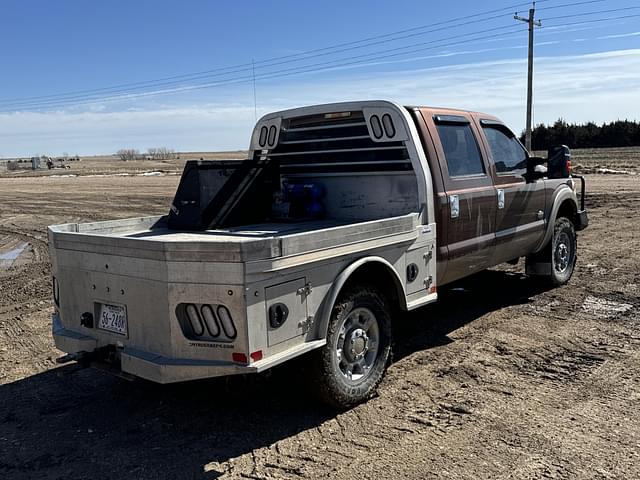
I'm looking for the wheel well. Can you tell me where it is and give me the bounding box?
[557,199,578,227]
[340,262,406,312]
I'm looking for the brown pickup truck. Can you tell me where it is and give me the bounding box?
[49,100,587,407]
[412,106,587,286]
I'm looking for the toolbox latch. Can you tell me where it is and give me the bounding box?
[296,282,312,297]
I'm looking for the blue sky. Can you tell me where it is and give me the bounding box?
[1,0,639,157]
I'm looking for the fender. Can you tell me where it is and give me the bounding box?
[311,256,406,341]
[533,185,579,253]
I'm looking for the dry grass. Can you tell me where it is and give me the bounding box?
[0,150,247,178]
[4,146,638,178]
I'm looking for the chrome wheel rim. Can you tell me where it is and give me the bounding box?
[335,307,380,383]
[554,232,571,273]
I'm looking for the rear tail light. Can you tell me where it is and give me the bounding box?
[232,352,248,364]
[186,304,204,336]
[232,351,262,364]
[267,125,277,146]
[324,111,351,119]
[200,305,220,337]
[250,350,263,362]
[258,126,268,147]
[382,114,396,137]
[177,303,237,342]
[217,306,237,339]
[370,115,383,139]
[368,113,396,140]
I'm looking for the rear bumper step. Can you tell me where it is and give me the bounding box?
[120,348,255,383]
[52,313,254,383]
[52,313,327,383]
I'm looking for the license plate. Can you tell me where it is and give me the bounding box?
[97,303,128,336]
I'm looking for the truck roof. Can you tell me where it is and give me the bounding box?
[405,105,493,117]
[257,100,501,125]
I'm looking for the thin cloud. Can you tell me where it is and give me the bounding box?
[0,49,638,157]
[597,31,640,40]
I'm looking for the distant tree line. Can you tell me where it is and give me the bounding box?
[117,149,139,161]
[146,147,175,160]
[522,119,640,150]
[116,147,175,161]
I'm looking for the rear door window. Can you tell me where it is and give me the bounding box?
[435,122,485,177]
[483,125,528,175]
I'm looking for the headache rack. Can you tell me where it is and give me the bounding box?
[168,107,419,231]
[265,111,413,175]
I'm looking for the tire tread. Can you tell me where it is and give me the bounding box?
[310,285,392,409]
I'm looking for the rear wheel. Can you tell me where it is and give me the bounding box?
[310,286,392,409]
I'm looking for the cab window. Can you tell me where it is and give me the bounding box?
[483,125,528,175]
[436,123,485,177]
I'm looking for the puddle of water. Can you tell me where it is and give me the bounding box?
[0,242,29,269]
[582,295,633,319]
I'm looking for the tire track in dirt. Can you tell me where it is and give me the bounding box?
[2,172,640,479]
[208,273,639,478]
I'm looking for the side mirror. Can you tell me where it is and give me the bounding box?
[547,145,572,178]
[526,156,547,181]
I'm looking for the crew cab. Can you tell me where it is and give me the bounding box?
[48,100,587,407]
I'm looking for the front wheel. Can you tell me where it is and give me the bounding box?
[527,216,577,286]
[550,217,577,285]
[310,286,392,409]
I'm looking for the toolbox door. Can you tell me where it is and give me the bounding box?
[265,278,309,347]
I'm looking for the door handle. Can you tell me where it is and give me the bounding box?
[497,189,505,210]
[449,195,459,218]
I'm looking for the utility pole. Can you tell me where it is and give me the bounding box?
[515,3,541,152]
[252,58,258,122]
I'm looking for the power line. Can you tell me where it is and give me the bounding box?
[0,16,519,106]
[0,27,529,112]
[1,24,526,109]
[2,3,636,112]
[4,28,526,110]
[252,59,257,122]
[536,0,604,12]
[4,9,637,113]
[515,1,639,150]
[542,12,640,28]
[0,0,551,106]
[0,16,520,108]
[540,5,640,21]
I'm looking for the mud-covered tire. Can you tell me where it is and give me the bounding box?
[526,217,577,286]
[310,286,392,409]
[549,217,577,285]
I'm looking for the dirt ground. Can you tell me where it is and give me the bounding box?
[0,149,639,479]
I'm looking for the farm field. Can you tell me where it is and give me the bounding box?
[0,150,246,178]
[3,146,638,177]
[0,147,639,479]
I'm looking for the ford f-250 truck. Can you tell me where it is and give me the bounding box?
[49,100,588,407]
